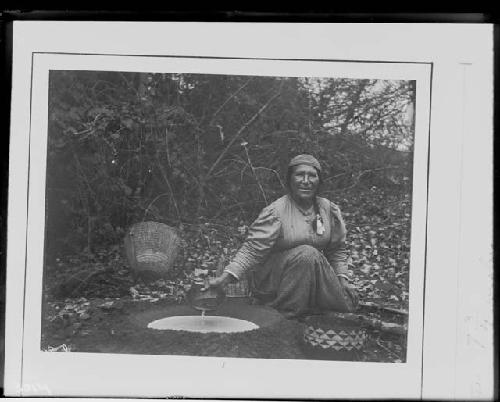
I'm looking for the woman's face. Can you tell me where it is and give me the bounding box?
[289,164,320,204]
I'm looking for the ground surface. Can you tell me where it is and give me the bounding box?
[41,295,406,362]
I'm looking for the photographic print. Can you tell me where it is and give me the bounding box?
[34,56,429,364]
[6,23,493,400]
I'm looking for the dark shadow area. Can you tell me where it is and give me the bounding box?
[0,17,13,397]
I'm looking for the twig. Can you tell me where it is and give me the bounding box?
[340,80,370,136]
[212,201,260,219]
[66,266,108,296]
[332,312,407,335]
[375,338,401,361]
[242,142,268,204]
[118,72,140,98]
[211,159,285,190]
[359,301,408,316]
[262,129,300,137]
[76,113,104,141]
[209,77,254,125]
[239,160,250,183]
[142,192,171,222]
[341,165,401,190]
[178,221,239,236]
[164,127,171,167]
[206,82,284,179]
[154,155,181,221]
[71,151,102,211]
[254,167,285,189]
[86,213,92,261]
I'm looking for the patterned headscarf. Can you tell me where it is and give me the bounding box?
[288,154,322,172]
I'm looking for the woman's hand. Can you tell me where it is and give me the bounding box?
[201,271,235,291]
[339,277,359,307]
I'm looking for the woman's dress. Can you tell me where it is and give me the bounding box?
[224,194,356,318]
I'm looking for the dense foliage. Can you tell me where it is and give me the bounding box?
[45,71,414,259]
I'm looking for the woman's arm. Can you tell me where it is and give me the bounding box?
[223,206,281,280]
[204,205,281,291]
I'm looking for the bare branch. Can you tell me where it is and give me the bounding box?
[341,165,402,190]
[206,82,284,179]
[254,167,285,189]
[142,192,171,222]
[209,77,254,125]
[154,154,181,221]
[242,143,268,205]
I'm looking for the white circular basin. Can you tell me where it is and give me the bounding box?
[147,315,259,333]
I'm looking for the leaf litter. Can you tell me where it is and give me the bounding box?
[42,187,411,362]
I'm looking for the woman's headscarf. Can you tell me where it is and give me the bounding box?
[288,154,322,173]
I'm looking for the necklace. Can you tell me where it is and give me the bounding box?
[291,199,314,216]
[297,205,314,216]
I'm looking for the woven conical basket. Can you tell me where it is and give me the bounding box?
[124,221,180,277]
[302,313,367,361]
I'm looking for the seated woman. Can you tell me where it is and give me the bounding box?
[205,154,358,319]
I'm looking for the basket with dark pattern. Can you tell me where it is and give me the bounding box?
[124,221,180,277]
[302,313,368,361]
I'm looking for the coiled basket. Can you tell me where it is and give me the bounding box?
[302,313,367,361]
[124,221,180,278]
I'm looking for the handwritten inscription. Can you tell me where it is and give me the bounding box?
[22,383,52,396]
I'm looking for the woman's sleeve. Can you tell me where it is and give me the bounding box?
[324,202,349,276]
[224,206,281,279]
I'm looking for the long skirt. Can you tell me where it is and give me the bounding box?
[251,245,356,319]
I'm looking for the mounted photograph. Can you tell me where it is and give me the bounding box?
[31,56,430,364]
[6,22,493,400]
